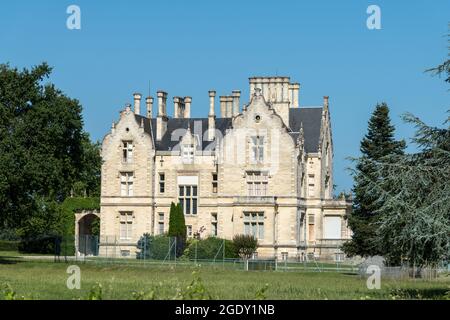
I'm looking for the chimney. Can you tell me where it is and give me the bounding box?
[232,90,241,117]
[157,91,167,117]
[184,96,191,118]
[145,97,153,118]
[208,91,216,141]
[323,96,329,110]
[290,83,300,108]
[173,96,182,118]
[208,90,216,116]
[220,96,227,118]
[133,93,142,115]
[156,91,168,140]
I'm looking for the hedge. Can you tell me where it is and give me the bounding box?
[0,240,19,251]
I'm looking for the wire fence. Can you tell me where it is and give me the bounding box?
[1,234,448,277]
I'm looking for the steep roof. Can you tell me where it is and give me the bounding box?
[289,108,323,153]
[136,107,323,153]
[135,115,233,151]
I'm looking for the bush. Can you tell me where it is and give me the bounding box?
[233,234,258,259]
[0,240,19,251]
[184,237,238,260]
[136,234,173,260]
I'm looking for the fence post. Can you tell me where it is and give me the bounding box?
[195,240,197,264]
[223,239,225,269]
[174,237,177,267]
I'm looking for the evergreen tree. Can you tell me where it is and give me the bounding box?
[168,202,186,257]
[343,103,405,259]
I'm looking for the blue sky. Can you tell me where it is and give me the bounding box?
[0,0,448,193]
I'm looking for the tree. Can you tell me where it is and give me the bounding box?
[233,234,258,260]
[363,40,450,269]
[0,63,101,236]
[343,103,405,259]
[168,202,186,257]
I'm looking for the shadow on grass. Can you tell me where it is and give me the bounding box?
[390,288,449,300]
[0,256,22,265]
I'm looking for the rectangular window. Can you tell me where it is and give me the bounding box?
[211,213,218,236]
[122,141,133,163]
[186,225,193,238]
[308,174,315,196]
[243,212,264,240]
[212,173,218,193]
[247,171,268,196]
[158,213,164,235]
[182,144,195,164]
[120,172,134,196]
[251,136,264,163]
[159,173,165,193]
[119,212,133,240]
[308,215,315,242]
[281,252,288,261]
[178,185,198,215]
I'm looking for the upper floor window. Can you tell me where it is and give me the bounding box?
[182,144,194,164]
[120,172,134,196]
[308,174,315,196]
[212,173,218,193]
[122,141,133,163]
[251,136,264,163]
[159,173,165,193]
[247,171,268,196]
[179,185,198,215]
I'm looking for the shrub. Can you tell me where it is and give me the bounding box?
[168,202,186,257]
[233,234,258,259]
[136,234,173,260]
[0,240,19,251]
[185,237,238,260]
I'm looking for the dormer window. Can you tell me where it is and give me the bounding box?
[182,144,194,164]
[122,141,133,163]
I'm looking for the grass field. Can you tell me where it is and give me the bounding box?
[0,252,449,300]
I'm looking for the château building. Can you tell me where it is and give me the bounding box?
[94,76,352,260]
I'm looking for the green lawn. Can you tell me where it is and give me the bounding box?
[1,253,449,300]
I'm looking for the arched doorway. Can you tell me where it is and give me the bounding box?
[75,211,100,256]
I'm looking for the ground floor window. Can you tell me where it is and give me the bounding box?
[243,212,264,240]
[119,212,133,240]
[211,213,218,236]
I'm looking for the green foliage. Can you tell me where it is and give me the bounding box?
[173,271,213,300]
[1,283,25,300]
[233,234,258,259]
[0,63,101,236]
[255,283,269,300]
[0,240,19,251]
[344,103,405,259]
[136,234,173,260]
[86,283,103,300]
[184,237,238,260]
[168,202,187,257]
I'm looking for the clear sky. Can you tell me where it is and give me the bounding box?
[1,0,448,193]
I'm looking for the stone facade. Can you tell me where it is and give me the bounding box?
[99,76,352,260]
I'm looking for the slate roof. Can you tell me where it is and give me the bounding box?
[135,107,323,153]
[289,107,323,153]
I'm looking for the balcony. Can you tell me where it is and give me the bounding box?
[234,196,276,204]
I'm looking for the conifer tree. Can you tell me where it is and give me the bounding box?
[343,103,405,259]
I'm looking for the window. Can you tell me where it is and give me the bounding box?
[281,252,288,261]
[308,174,315,196]
[122,141,133,163]
[159,173,165,193]
[243,212,264,240]
[308,214,315,242]
[247,171,268,196]
[182,144,194,164]
[212,173,218,193]
[120,172,134,196]
[158,213,164,235]
[186,225,193,238]
[119,212,133,240]
[121,250,131,257]
[211,213,218,236]
[179,185,198,215]
[251,136,264,163]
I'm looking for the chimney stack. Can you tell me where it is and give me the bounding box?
[157,91,167,117]
[173,96,182,118]
[184,97,191,118]
[133,93,142,115]
[146,97,153,118]
[209,90,216,117]
[220,96,227,118]
[232,90,241,117]
[156,91,168,141]
[323,96,329,110]
[289,83,300,108]
[208,91,216,141]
